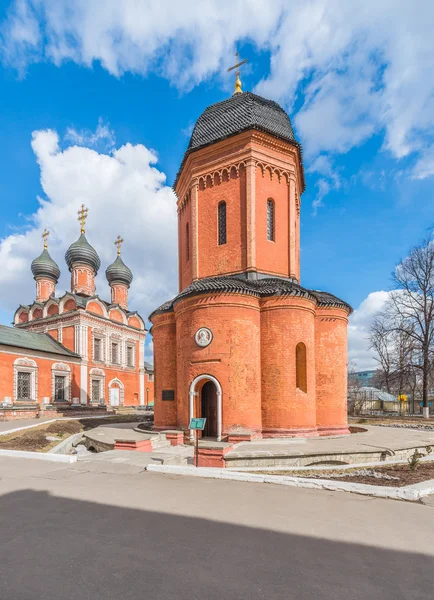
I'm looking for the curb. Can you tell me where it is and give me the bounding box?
[48,432,84,455]
[0,449,77,463]
[146,464,434,501]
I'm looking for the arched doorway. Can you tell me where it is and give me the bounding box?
[189,374,222,442]
[108,378,124,406]
[201,381,217,438]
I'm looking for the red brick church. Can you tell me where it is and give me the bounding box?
[1,209,153,419]
[150,77,352,441]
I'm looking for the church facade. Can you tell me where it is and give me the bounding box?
[1,211,148,417]
[150,88,352,441]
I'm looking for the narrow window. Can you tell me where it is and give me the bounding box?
[127,345,134,368]
[111,342,119,364]
[218,201,227,245]
[267,199,275,241]
[186,222,190,261]
[94,338,102,361]
[17,372,31,400]
[148,373,154,382]
[296,342,307,393]
[54,375,66,402]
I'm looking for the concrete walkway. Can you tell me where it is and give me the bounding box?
[223,425,434,467]
[0,455,433,600]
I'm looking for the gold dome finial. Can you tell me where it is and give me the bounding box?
[227,51,248,95]
[114,235,124,256]
[42,228,49,250]
[77,204,89,234]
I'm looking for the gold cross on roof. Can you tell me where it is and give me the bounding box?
[77,204,89,234]
[114,235,124,256]
[227,52,248,95]
[42,228,49,249]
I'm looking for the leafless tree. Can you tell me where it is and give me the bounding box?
[389,231,434,417]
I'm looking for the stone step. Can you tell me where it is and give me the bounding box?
[151,438,171,450]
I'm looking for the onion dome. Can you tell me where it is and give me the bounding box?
[65,233,101,273]
[188,92,296,153]
[105,255,133,287]
[31,248,60,283]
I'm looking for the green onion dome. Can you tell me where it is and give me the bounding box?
[31,249,60,282]
[65,233,101,273]
[105,255,133,287]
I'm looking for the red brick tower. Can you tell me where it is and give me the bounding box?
[150,74,352,441]
[31,229,60,302]
[65,205,101,296]
[106,236,133,310]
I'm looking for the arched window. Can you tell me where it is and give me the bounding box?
[218,201,227,245]
[267,199,275,241]
[186,222,190,261]
[296,342,307,393]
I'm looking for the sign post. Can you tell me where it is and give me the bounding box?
[189,417,206,467]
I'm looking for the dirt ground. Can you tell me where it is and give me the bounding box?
[255,461,434,487]
[349,416,434,427]
[0,415,153,452]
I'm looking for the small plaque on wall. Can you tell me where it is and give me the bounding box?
[162,389,175,401]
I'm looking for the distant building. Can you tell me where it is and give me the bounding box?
[144,361,155,406]
[349,370,376,387]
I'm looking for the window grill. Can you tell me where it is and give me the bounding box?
[218,201,227,245]
[54,375,66,402]
[17,372,31,400]
[267,199,275,241]
[93,338,102,361]
[111,342,120,364]
[127,346,134,367]
[91,379,101,403]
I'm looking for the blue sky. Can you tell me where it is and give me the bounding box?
[1,0,434,367]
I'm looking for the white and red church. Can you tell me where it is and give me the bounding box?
[0,207,153,420]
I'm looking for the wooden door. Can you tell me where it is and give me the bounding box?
[201,381,217,438]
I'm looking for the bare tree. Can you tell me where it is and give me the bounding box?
[389,231,434,418]
[369,315,394,393]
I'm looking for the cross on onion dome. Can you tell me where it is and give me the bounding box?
[77,204,89,234]
[42,228,49,249]
[114,235,124,256]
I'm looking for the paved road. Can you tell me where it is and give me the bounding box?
[0,456,433,600]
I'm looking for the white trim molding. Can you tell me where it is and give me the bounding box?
[51,362,72,403]
[108,377,125,406]
[13,357,38,403]
[188,374,222,442]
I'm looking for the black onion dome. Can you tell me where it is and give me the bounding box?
[188,92,296,151]
[65,233,101,273]
[105,255,133,287]
[31,249,60,282]
[175,91,304,189]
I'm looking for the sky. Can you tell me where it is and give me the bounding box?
[1,0,434,369]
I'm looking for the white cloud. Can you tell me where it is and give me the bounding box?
[2,0,434,210]
[348,291,390,370]
[64,118,115,151]
[0,124,178,325]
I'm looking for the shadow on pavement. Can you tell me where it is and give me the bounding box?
[0,489,432,600]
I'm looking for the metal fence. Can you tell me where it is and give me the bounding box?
[347,389,432,416]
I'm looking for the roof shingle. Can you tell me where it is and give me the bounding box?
[0,325,80,358]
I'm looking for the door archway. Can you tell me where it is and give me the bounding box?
[108,378,124,406]
[189,374,222,442]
